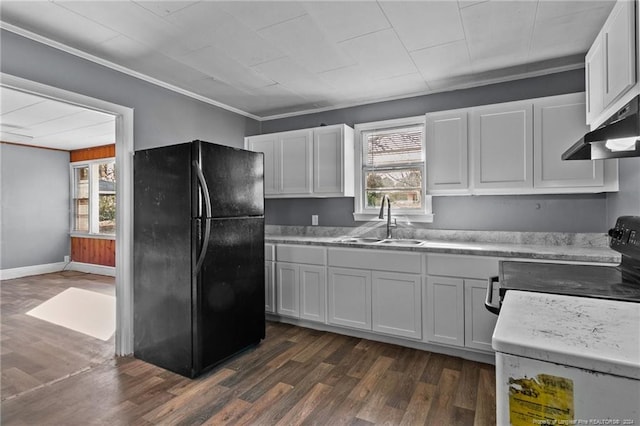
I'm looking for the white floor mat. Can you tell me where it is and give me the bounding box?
[26,287,116,341]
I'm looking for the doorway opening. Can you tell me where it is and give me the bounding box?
[1,73,134,356]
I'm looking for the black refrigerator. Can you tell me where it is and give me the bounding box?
[133,140,265,378]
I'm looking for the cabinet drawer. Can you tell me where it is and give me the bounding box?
[426,254,498,278]
[276,244,326,265]
[328,248,422,274]
[265,244,275,262]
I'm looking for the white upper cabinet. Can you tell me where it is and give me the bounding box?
[586,36,605,126]
[603,0,636,107]
[313,125,354,196]
[534,94,605,189]
[470,100,533,191]
[281,130,313,194]
[586,0,637,127]
[425,93,618,195]
[247,134,279,195]
[246,124,354,198]
[426,110,469,194]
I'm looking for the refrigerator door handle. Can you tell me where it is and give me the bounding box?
[193,160,212,273]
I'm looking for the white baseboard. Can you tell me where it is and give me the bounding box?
[68,262,116,277]
[0,261,116,280]
[1,262,66,280]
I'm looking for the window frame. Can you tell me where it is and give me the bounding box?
[70,157,116,239]
[353,116,433,223]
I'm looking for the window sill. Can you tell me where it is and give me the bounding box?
[352,213,434,223]
[70,232,116,240]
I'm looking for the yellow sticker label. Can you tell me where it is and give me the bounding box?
[508,374,574,425]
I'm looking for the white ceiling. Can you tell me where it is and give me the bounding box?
[0,0,616,119]
[0,87,115,150]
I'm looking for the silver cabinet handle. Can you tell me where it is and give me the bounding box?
[485,275,501,315]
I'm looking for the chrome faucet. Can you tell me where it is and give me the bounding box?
[378,194,397,239]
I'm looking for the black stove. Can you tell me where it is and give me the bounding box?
[486,216,640,314]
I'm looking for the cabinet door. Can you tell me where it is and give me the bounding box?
[281,130,312,194]
[471,101,533,190]
[603,0,636,107]
[313,126,343,194]
[372,272,421,339]
[327,267,372,330]
[464,279,498,352]
[276,263,299,318]
[247,135,279,195]
[586,35,605,126]
[534,94,604,188]
[424,276,464,347]
[426,110,469,193]
[299,265,326,323]
[265,261,275,313]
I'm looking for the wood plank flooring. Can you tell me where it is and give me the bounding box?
[2,272,496,425]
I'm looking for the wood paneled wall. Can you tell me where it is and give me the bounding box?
[70,144,117,267]
[71,237,115,267]
[70,144,115,162]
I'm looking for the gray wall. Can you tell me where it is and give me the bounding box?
[262,69,625,233]
[0,30,260,150]
[1,144,70,269]
[606,158,640,224]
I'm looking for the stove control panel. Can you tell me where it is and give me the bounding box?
[609,216,640,258]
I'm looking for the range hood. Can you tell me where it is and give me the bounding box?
[562,95,640,160]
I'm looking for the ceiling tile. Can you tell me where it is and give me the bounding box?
[179,46,275,91]
[412,40,472,81]
[56,1,192,55]
[0,1,120,49]
[1,100,87,129]
[0,88,46,115]
[37,121,115,147]
[303,2,390,43]
[535,1,615,22]
[461,1,537,72]
[529,5,614,62]
[339,29,417,81]
[252,58,334,97]
[28,110,114,138]
[132,1,198,18]
[378,1,465,51]
[216,1,307,31]
[258,14,354,73]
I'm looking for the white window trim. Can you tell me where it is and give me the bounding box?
[70,157,116,238]
[353,116,433,223]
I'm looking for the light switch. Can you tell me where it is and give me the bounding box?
[312,215,319,226]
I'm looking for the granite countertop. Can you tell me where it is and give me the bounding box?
[265,226,620,264]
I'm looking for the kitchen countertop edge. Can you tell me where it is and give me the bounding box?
[265,235,620,264]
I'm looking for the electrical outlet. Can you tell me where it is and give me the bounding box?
[64,255,70,263]
[312,215,319,226]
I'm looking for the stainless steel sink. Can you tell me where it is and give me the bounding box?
[377,239,424,246]
[334,237,383,244]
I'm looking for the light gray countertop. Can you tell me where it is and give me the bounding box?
[265,234,620,264]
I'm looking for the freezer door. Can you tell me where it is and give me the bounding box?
[194,217,265,373]
[193,141,264,218]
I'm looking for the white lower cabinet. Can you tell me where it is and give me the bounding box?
[265,261,275,314]
[265,244,275,314]
[276,262,299,318]
[274,245,326,323]
[464,278,498,352]
[372,271,422,339]
[424,276,465,346]
[327,267,372,330]
[299,265,326,322]
[424,254,499,352]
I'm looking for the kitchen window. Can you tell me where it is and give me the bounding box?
[353,116,433,222]
[71,159,116,236]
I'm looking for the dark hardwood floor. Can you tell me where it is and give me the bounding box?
[1,272,496,425]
